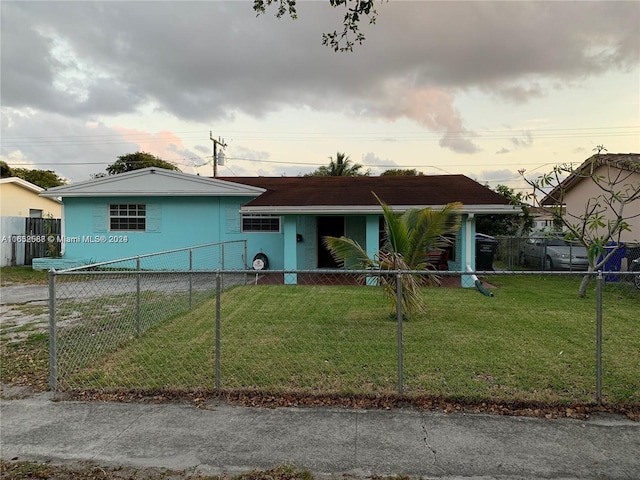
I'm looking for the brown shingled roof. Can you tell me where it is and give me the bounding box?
[218,175,511,209]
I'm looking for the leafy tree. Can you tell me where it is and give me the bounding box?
[380,169,422,176]
[106,151,180,175]
[324,193,462,317]
[475,184,534,237]
[1,161,12,178]
[11,167,66,188]
[254,0,378,52]
[522,146,640,297]
[306,152,367,177]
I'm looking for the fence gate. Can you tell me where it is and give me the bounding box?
[24,217,61,265]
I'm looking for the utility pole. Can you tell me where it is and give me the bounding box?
[210,131,227,177]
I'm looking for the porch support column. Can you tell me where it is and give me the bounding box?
[283,215,298,285]
[460,213,476,288]
[365,214,379,286]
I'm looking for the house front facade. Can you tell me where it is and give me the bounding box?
[38,168,518,285]
[542,153,640,244]
[1,177,63,267]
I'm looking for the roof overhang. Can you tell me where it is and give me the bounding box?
[239,204,521,215]
[1,177,62,203]
[541,153,639,205]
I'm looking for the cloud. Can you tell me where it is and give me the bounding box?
[361,152,397,175]
[111,127,203,172]
[194,144,210,154]
[480,169,519,182]
[218,146,280,177]
[1,1,637,159]
[510,131,533,149]
[356,82,480,154]
[493,83,545,104]
[493,130,532,156]
[0,109,203,181]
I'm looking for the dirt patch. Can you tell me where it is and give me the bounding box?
[0,460,315,480]
[65,388,640,422]
[0,382,41,399]
[0,301,49,342]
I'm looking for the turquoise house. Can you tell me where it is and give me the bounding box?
[37,168,517,285]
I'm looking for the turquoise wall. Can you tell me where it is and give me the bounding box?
[58,196,285,269]
[54,197,472,276]
[347,216,367,247]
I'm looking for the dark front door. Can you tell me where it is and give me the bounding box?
[317,216,344,268]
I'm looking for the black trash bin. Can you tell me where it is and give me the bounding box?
[476,234,498,271]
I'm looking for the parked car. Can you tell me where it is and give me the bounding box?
[630,258,640,290]
[520,234,589,270]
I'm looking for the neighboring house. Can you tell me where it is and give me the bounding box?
[530,206,563,233]
[0,177,62,218]
[541,153,640,244]
[37,168,518,285]
[1,177,62,267]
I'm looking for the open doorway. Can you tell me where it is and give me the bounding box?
[317,216,344,268]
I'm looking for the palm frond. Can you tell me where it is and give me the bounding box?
[322,194,461,319]
[323,236,375,269]
[406,202,462,267]
[377,250,428,315]
[373,192,410,257]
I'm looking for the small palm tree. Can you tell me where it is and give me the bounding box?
[328,152,363,176]
[308,152,366,176]
[324,193,462,317]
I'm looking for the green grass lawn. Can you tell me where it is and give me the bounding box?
[55,274,639,405]
[0,266,48,285]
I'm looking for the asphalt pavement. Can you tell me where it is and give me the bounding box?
[1,390,639,480]
[0,283,50,304]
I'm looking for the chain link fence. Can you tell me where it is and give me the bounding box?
[47,257,640,405]
[48,241,247,390]
[492,236,640,273]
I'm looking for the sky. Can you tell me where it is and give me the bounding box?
[1,0,639,192]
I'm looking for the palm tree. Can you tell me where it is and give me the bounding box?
[324,193,462,317]
[307,152,366,176]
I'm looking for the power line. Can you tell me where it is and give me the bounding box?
[0,158,576,174]
[2,126,638,147]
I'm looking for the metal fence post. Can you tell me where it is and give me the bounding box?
[596,270,603,404]
[215,271,221,390]
[189,249,193,310]
[221,243,225,290]
[48,269,57,391]
[243,240,248,284]
[136,256,141,336]
[396,272,404,394]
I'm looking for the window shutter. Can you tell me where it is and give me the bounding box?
[146,204,161,232]
[93,205,107,232]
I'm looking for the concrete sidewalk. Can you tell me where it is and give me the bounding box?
[1,392,639,479]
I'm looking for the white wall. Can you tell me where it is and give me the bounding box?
[564,165,640,244]
[1,217,26,266]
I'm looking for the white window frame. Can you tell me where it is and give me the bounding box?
[109,204,146,231]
